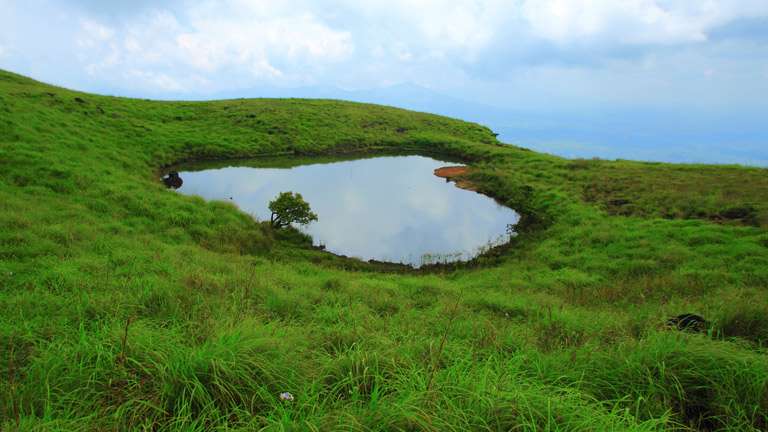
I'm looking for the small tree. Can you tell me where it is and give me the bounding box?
[269,191,318,228]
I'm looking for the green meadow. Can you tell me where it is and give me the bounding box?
[1,69,767,431]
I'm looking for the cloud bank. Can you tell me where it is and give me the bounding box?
[1,0,767,110]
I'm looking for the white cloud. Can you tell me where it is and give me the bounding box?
[75,1,353,91]
[339,0,508,57]
[83,44,120,75]
[520,0,768,45]
[400,0,500,51]
[173,11,352,71]
[3,0,768,107]
[78,18,114,47]
[126,69,185,91]
[63,0,768,95]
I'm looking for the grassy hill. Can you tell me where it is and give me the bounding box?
[1,69,767,431]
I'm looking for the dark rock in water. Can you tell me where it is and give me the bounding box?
[667,313,708,332]
[162,171,183,189]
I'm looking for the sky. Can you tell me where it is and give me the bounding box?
[1,0,767,165]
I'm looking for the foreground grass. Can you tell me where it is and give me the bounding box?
[1,69,767,431]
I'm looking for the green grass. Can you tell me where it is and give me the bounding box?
[1,68,767,431]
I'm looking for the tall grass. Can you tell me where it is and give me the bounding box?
[1,69,767,430]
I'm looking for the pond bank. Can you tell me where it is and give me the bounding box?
[434,165,475,191]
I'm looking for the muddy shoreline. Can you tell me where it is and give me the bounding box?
[434,166,475,191]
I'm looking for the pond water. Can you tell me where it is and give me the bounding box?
[170,155,519,266]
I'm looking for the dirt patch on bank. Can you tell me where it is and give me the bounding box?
[434,166,476,191]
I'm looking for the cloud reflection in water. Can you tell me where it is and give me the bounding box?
[176,155,519,266]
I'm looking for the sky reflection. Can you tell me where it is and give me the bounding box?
[175,155,520,266]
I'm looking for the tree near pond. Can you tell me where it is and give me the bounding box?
[269,191,318,228]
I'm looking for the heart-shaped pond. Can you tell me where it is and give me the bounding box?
[167,155,519,267]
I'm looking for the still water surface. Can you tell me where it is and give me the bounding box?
[173,155,519,266]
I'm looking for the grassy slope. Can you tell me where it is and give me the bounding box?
[1,69,767,431]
